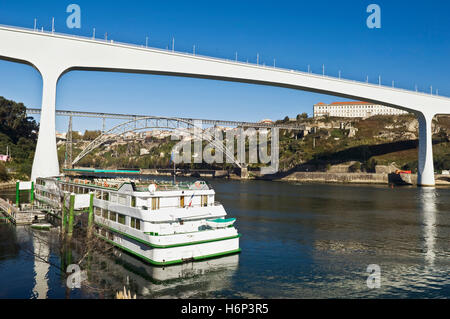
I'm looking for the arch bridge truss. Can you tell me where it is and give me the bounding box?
[72,116,243,169]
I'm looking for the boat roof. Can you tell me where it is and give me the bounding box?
[49,177,210,192]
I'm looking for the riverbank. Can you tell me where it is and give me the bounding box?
[67,167,450,186]
[256,171,450,186]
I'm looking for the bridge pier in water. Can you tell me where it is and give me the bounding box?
[417,112,436,187]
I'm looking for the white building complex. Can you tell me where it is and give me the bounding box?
[313,101,409,118]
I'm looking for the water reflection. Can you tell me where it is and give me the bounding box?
[418,187,438,267]
[31,230,50,299]
[85,248,239,298]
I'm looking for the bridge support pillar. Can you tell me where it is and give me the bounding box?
[31,71,60,181]
[417,112,435,187]
[240,166,249,179]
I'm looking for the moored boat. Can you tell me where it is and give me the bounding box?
[35,177,241,266]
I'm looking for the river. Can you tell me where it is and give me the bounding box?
[0,180,449,298]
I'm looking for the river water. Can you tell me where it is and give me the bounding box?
[0,180,449,299]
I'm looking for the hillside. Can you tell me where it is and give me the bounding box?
[66,114,450,174]
[277,114,450,173]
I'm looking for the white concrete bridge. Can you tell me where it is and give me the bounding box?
[0,24,449,186]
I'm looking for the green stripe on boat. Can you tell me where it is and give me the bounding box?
[95,233,241,266]
[95,222,241,248]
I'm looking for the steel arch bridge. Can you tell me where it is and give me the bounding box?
[72,116,243,169]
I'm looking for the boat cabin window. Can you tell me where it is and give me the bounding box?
[131,196,136,208]
[118,214,126,225]
[109,211,117,222]
[94,207,101,216]
[201,195,208,207]
[151,197,160,210]
[180,196,185,208]
[102,209,108,219]
[131,218,141,230]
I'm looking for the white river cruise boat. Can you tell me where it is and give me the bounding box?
[34,177,241,266]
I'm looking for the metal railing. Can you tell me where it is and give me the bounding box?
[1,23,448,100]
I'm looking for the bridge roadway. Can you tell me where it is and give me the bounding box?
[1,24,449,185]
[25,108,307,130]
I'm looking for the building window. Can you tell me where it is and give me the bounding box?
[118,214,126,225]
[102,209,108,219]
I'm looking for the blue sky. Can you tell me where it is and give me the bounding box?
[0,0,449,132]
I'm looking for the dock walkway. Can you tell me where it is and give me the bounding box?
[0,197,48,225]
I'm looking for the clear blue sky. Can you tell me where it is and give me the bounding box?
[0,0,449,133]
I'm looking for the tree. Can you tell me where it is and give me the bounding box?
[296,113,308,121]
[0,96,39,178]
[0,162,9,181]
[83,130,102,141]
[349,162,361,173]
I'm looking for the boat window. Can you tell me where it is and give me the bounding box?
[180,196,185,208]
[109,211,117,222]
[131,196,136,208]
[131,218,141,230]
[201,195,208,207]
[118,214,126,225]
[94,207,101,216]
[102,209,108,219]
[152,197,160,210]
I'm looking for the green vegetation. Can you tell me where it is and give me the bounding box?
[0,96,39,180]
[0,162,8,181]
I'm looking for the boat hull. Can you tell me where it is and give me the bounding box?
[96,225,240,266]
